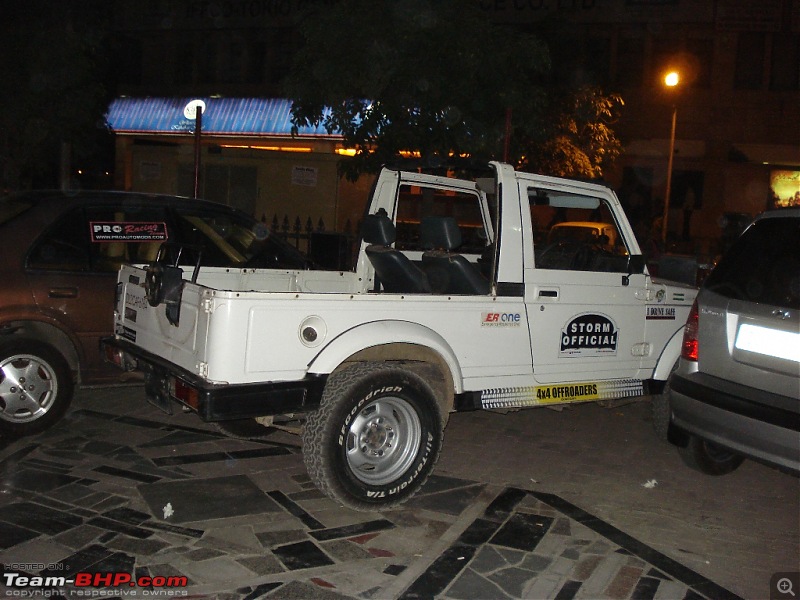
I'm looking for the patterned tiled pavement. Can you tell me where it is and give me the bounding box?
[0,386,797,599]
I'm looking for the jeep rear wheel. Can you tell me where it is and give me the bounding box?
[0,340,74,436]
[302,362,443,511]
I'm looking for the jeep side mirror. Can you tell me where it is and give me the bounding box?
[628,254,646,274]
[622,254,646,286]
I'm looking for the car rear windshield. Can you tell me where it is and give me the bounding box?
[0,195,33,225]
[704,215,800,309]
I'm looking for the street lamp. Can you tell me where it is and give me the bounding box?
[661,71,679,245]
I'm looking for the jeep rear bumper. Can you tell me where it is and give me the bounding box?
[101,337,326,421]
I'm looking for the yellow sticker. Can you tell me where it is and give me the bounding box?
[481,379,643,409]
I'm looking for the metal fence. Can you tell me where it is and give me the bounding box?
[265,214,359,270]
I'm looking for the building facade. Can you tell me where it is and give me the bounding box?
[108,0,800,256]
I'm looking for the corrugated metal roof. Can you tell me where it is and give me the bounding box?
[106,97,339,138]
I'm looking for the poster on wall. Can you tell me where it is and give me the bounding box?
[770,170,800,208]
[292,165,318,187]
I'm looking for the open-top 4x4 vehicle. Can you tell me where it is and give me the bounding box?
[0,190,309,436]
[103,162,698,510]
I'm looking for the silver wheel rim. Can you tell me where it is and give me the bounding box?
[0,353,59,424]
[345,395,422,486]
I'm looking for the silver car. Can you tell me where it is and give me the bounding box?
[664,208,800,475]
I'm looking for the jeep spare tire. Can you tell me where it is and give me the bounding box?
[302,362,443,511]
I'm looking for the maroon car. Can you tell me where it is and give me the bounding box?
[0,190,309,436]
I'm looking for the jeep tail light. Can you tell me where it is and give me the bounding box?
[171,376,199,410]
[681,299,699,362]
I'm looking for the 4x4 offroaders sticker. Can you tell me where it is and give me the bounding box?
[481,379,644,409]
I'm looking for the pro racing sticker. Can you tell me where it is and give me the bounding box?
[90,222,168,242]
[560,313,618,357]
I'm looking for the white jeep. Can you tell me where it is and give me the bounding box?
[103,162,696,510]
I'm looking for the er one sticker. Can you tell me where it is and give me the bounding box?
[90,222,167,242]
[560,313,618,357]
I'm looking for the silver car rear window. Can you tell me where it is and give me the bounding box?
[704,215,800,310]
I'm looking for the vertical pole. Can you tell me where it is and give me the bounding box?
[193,106,203,198]
[661,105,677,245]
[503,108,512,163]
[60,142,71,191]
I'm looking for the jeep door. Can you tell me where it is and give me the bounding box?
[523,179,649,393]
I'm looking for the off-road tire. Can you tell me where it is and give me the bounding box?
[0,339,74,436]
[302,362,443,511]
[678,435,744,475]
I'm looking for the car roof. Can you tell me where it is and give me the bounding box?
[3,189,244,214]
[753,207,800,221]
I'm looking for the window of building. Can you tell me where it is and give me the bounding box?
[115,36,142,87]
[247,40,267,84]
[615,35,645,88]
[585,36,612,86]
[685,38,713,88]
[734,32,766,89]
[770,34,800,91]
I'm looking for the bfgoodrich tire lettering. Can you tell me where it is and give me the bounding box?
[302,362,443,511]
[0,339,74,436]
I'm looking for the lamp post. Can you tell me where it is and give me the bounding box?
[661,71,679,246]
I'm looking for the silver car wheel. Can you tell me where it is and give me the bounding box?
[0,352,59,424]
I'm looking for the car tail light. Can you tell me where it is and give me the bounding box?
[681,299,699,361]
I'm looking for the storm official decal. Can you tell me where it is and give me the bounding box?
[560,313,618,357]
[646,305,677,320]
[481,379,644,409]
[90,221,168,242]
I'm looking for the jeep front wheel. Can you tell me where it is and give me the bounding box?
[302,362,443,511]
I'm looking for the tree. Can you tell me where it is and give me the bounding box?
[284,0,550,181]
[518,85,624,179]
[285,0,623,181]
[0,0,112,190]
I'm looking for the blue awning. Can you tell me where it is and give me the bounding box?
[106,97,340,138]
